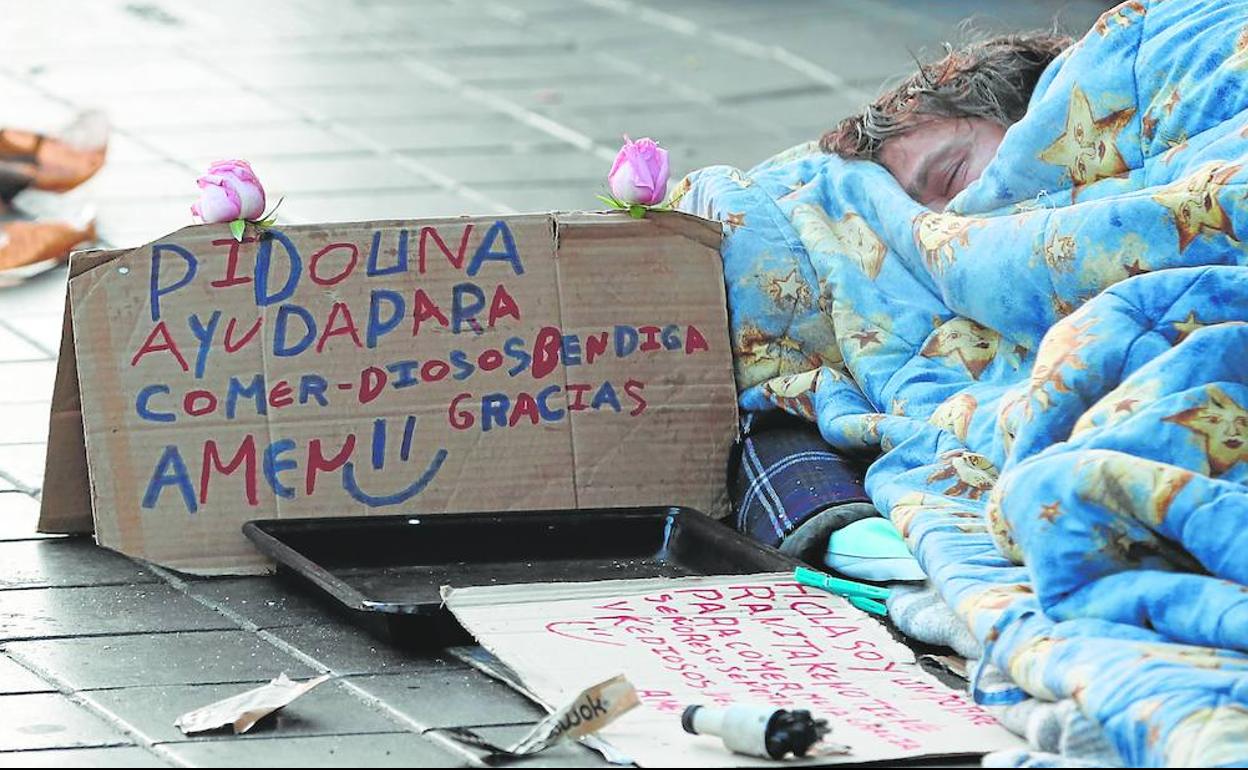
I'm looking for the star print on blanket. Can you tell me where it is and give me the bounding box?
[674,1,1248,765]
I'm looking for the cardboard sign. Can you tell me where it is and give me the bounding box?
[43,212,736,573]
[444,573,1024,766]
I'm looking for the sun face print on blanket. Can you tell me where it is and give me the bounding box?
[674,1,1248,766]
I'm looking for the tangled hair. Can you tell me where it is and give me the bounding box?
[820,30,1073,160]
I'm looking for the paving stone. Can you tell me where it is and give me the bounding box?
[92,206,190,251]
[665,135,804,178]
[866,0,1103,37]
[159,732,469,768]
[0,14,149,61]
[349,670,544,729]
[0,268,65,315]
[516,6,645,46]
[82,679,403,744]
[432,19,569,50]
[487,78,693,113]
[141,124,350,164]
[0,693,128,751]
[0,583,235,641]
[0,493,49,542]
[26,58,231,101]
[0,745,169,767]
[455,723,611,767]
[180,1,352,35]
[255,154,432,194]
[719,88,866,134]
[628,0,826,25]
[0,538,157,590]
[267,621,461,676]
[344,116,562,155]
[0,361,57,404]
[571,103,757,146]
[484,183,604,214]
[283,189,496,224]
[0,95,78,137]
[90,133,165,166]
[185,576,344,629]
[0,653,53,694]
[102,91,292,131]
[381,32,575,60]
[277,85,480,121]
[189,28,377,54]
[0,403,52,445]
[5,630,318,690]
[608,41,815,102]
[720,11,925,86]
[223,57,405,91]
[0,314,62,358]
[0,326,47,363]
[346,3,498,31]
[485,0,586,14]
[438,51,610,86]
[413,150,604,187]
[76,160,194,202]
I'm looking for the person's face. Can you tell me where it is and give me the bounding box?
[878,116,1006,210]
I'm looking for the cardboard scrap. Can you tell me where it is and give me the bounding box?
[42,212,737,573]
[443,573,1025,767]
[447,646,635,765]
[440,674,639,758]
[175,673,331,735]
[511,674,639,754]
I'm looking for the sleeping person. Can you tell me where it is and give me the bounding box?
[691,1,1248,763]
[725,30,1071,566]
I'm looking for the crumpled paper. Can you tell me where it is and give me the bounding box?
[175,673,331,735]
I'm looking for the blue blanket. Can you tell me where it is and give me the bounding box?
[675,1,1248,765]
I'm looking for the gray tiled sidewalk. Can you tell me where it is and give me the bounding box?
[0,0,1103,766]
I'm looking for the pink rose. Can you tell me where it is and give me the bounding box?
[191,160,266,223]
[608,137,669,206]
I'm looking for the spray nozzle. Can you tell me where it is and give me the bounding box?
[681,704,830,759]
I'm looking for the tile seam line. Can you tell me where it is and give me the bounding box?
[377,53,620,166]
[169,50,512,220]
[332,0,673,164]
[0,550,193,764]
[570,0,874,104]
[470,0,719,112]
[0,471,37,495]
[157,0,518,217]
[145,563,488,768]
[0,53,497,225]
[468,0,794,142]
[0,648,193,767]
[0,739,133,754]
[0,67,242,250]
[0,317,58,358]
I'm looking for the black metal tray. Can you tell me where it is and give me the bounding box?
[243,507,800,646]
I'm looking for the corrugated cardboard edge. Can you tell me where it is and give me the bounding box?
[37,247,131,535]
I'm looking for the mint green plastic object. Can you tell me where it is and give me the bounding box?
[825,517,926,582]
[792,567,890,616]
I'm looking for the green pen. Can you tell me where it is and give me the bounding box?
[847,595,889,617]
[794,566,892,602]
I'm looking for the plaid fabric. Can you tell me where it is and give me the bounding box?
[729,410,873,548]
